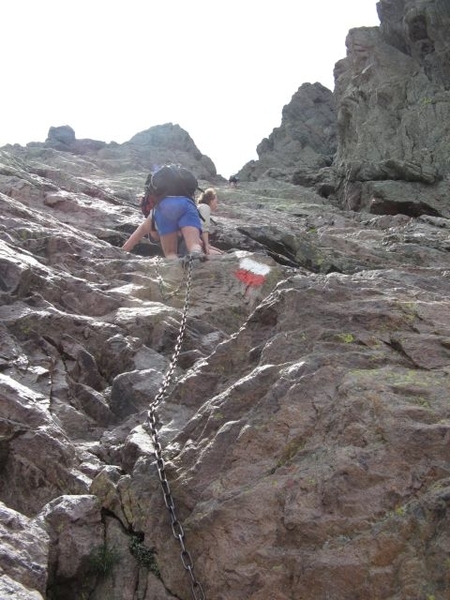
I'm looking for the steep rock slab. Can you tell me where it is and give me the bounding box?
[119,267,450,599]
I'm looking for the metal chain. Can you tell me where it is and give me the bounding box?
[146,255,206,600]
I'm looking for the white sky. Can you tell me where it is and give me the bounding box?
[1,0,379,177]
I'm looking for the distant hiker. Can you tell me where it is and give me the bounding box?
[197,188,223,256]
[229,174,239,187]
[122,164,204,260]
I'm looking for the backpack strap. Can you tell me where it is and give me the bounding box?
[188,198,205,222]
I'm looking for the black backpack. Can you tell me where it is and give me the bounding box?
[150,164,200,200]
[140,164,201,217]
[139,165,207,231]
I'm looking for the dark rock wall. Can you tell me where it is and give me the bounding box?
[333,0,450,215]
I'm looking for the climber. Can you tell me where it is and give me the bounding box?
[122,164,204,260]
[229,174,239,187]
[197,188,223,256]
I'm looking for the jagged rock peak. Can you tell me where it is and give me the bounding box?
[122,122,218,179]
[42,124,106,154]
[239,82,336,182]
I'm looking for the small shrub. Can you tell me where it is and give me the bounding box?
[130,534,160,577]
[88,544,120,577]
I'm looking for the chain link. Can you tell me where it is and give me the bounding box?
[146,255,206,600]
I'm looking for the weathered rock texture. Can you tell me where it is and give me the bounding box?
[239,82,337,183]
[240,0,450,221]
[1,112,450,600]
[332,0,450,216]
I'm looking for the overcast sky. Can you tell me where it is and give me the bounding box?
[1,0,379,177]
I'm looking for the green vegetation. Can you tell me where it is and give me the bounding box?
[88,544,120,577]
[337,332,355,343]
[129,534,160,577]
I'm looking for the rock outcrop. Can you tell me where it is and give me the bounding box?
[332,0,450,215]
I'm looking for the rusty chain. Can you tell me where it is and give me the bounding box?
[146,254,206,600]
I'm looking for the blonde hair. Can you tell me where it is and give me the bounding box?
[198,188,217,205]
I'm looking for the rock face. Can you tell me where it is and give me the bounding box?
[332,0,450,215]
[1,114,450,600]
[240,0,450,220]
[1,2,450,598]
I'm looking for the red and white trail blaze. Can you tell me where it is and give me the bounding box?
[234,257,271,288]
